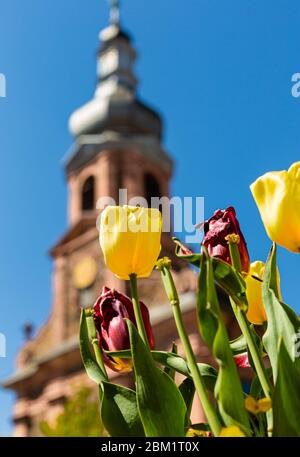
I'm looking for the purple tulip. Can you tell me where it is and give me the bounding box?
[93,287,155,373]
[202,206,250,273]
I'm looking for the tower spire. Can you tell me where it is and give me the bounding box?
[69,0,164,143]
[109,0,120,26]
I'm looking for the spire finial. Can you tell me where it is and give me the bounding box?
[109,0,120,25]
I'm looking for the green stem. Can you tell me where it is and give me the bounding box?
[230,298,271,398]
[228,241,272,398]
[85,311,108,380]
[159,264,222,437]
[129,274,149,349]
[228,241,242,272]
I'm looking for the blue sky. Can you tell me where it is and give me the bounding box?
[0,0,300,436]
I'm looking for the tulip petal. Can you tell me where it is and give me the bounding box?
[233,352,251,369]
[100,206,162,279]
[93,287,155,373]
[245,260,281,325]
[251,162,300,253]
[219,426,246,437]
[202,207,250,272]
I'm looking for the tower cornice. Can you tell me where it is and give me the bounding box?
[63,132,173,177]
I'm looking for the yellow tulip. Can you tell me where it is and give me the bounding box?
[244,395,259,414]
[219,426,245,437]
[245,395,272,414]
[246,261,281,325]
[257,397,272,413]
[250,161,300,253]
[186,428,207,437]
[99,205,162,280]
[246,261,267,325]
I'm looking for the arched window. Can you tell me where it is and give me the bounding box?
[144,173,161,208]
[81,176,95,211]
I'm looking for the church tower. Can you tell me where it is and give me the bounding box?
[3,2,197,436]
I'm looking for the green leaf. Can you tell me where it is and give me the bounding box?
[197,251,250,433]
[164,342,177,380]
[213,320,250,432]
[173,237,201,267]
[250,368,273,399]
[195,363,218,392]
[272,341,300,437]
[197,259,218,348]
[154,351,190,377]
[127,320,187,437]
[262,244,300,379]
[230,334,247,355]
[101,382,145,437]
[174,238,247,307]
[281,301,300,328]
[246,325,265,373]
[188,423,210,432]
[211,257,247,307]
[105,349,189,375]
[105,349,217,391]
[79,310,106,384]
[179,377,195,428]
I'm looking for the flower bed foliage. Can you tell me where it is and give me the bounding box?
[80,162,300,437]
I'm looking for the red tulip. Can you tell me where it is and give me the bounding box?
[233,352,251,369]
[202,207,250,273]
[93,287,155,373]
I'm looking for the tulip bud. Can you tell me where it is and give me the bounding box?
[99,205,162,280]
[250,161,300,253]
[246,261,281,325]
[93,287,155,373]
[202,207,250,273]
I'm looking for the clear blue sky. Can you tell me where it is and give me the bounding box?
[1,0,300,436]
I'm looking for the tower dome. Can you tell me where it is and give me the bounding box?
[64,2,171,176]
[69,22,162,139]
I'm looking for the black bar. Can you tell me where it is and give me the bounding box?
[0,437,297,455]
